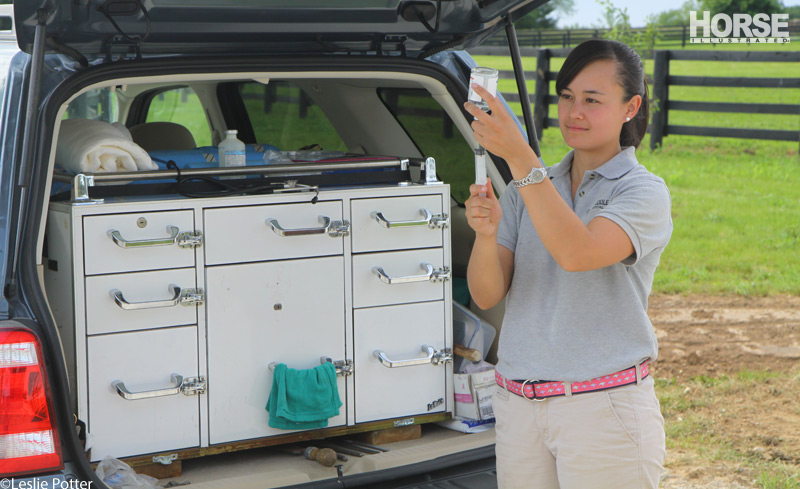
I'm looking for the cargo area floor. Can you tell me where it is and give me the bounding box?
[158,425,496,489]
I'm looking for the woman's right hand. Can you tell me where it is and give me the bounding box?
[465,178,503,238]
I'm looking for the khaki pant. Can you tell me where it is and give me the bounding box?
[494,375,665,489]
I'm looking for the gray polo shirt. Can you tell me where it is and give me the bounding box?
[495,147,672,382]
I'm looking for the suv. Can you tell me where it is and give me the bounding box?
[1,2,543,488]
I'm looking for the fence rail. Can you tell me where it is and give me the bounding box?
[481,24,800,49]
[472,47,800,150]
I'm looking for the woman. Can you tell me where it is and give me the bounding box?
[464,39,672,489]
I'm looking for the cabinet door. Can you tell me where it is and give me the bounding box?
[87,326,200,461]
[354,301,447,423]
[206,256,346,444]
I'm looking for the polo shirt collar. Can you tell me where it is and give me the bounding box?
[548,146,638,180]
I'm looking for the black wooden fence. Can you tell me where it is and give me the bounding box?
[649,49,800,150]
[472,46,800,150]
[483,24,800,49]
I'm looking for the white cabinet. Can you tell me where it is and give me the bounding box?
[45,184,451,461]
[206,256,347,444]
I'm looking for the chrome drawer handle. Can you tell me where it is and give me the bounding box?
[372,263,451,284]
[266,215,331,237]
[111,284,181,310]
[113,374,183,400]
[109,225,180,248]
[371,209,449,229]
[372,345,454,368]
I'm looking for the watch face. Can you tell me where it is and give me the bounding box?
[532,168,545,183]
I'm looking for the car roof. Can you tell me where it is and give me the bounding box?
[14,0,547,59]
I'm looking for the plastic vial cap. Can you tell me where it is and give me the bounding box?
[226,129,238,136]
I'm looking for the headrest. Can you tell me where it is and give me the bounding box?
[129,121,197,152]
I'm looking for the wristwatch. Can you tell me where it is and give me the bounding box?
[512,166,548,188]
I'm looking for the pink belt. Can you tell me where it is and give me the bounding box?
[495,362,649,401]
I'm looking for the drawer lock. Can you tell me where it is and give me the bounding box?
[180,288,205,307]
[181,376,207,396]
[328,220,351,238]
[178,231,203,248]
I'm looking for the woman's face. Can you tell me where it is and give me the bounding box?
[557,59,639,155]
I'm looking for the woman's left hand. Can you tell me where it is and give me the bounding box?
[464,84,539,176]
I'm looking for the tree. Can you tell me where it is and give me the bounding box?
[515,0,576,29]
[699,0,784,16]
[652,0,701,27]
[598,0,659,59]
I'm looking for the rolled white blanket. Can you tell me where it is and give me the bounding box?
[56,119,157,173]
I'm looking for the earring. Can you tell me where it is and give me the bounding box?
[625,117,631,122]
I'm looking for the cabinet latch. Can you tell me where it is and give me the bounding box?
[429,213,449,229]
[181,376,206,396]
[178,231,203,248]
[432,348,453,365]
[179,288,205,307]
[430,266,451,283]
[328,220,351,238]
[331,359,354,377]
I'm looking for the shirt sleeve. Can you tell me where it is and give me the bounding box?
[496,181,520,253]
[595,176,673,266]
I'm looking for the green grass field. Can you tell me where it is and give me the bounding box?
[473,45,800,296]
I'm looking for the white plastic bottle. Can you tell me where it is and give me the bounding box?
[218,129,246,175]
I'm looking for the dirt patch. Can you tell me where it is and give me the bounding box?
[650,294,800,381]
[648,294,800,488]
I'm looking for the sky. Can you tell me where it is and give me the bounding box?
[555,0,800,28]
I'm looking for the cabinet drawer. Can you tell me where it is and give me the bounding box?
[352,249,447,308]
[354,302,447,423]
[83,210,196,275]
[204,201,343,265]
[85,268,198,335]
[351,195,444,253]
[87,326,200,461]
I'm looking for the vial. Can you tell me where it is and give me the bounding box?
[467,67,499,111]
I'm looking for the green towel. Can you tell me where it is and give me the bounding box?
[266,362,342,430]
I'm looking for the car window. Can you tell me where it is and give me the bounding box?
[238,81,346,152]
[65,88,118,123]
[145,87,211,146]
[378,88,473,202]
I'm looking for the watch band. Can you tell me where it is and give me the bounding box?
[512,166,548,188]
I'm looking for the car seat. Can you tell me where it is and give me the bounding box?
[129,121,197,151]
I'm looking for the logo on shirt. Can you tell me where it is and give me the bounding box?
[592,199,610,210]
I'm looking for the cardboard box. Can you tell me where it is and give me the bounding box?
[454,369,496,421]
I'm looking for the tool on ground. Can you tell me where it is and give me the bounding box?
[304,446,338,467]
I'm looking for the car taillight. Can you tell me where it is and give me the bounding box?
[0,329,63,476]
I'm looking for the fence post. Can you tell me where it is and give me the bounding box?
[298,90,310,118]
[263,84,275,113]
[534,49,551,139]
[650,50,670,150]
[682,25,686,47]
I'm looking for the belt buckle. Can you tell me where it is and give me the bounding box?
[520,379,547,402]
